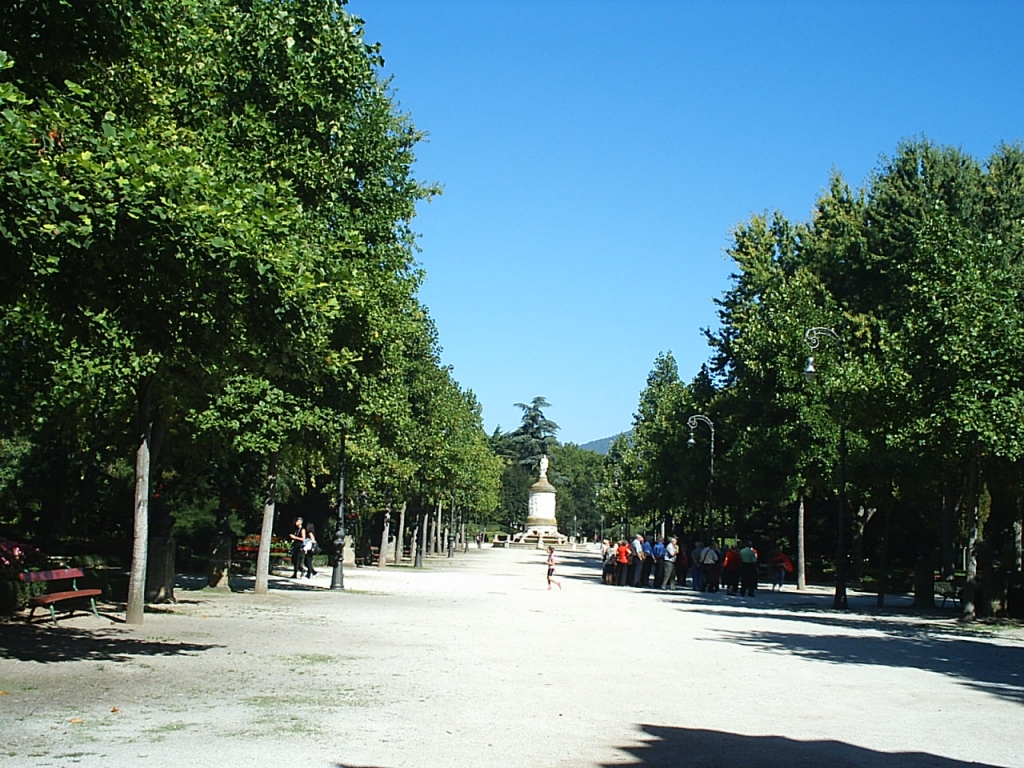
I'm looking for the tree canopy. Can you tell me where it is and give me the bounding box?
[602,138,1024,619]
[0,0,500,620]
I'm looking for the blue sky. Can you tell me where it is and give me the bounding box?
[348,0,1024,445]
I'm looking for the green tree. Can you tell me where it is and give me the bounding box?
[549,443,604,540]
[509,397,560,472]
[0,1,434,623]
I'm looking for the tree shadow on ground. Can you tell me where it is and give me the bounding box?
[174,573,324,593]
[661,583,920,612]
[703,620,1024,706]
[602,724,1007,768]
[0,624,221,663]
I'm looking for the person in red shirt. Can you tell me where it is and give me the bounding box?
[771,547,794,591]
[721,544,741,595]
[615,540,630,586]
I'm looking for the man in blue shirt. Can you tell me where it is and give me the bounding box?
[639,535,655,587]
[651,537,667,589]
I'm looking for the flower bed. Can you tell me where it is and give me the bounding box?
[1,536,49,615]
[235,535,291,558]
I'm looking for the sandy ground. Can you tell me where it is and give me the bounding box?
[1,546,1022,768]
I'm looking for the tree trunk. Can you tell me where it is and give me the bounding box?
[1014,481,1023,574]
[254,452,279,595]
[126,377,153,625]
[208,534,233,589]
[877,498,892,607]
[437,501,444,554]
[850,505,876,583]
[979,541,1006,618]
[433,500,442,554]
[449,498,457,557]
[412,509,423,568]
[796,491,806,590]
[145,410,176,603]
[941,478,957,579]
[378,500,391,569]
[962,451,981,622]
[394,501,407,563]
[419,508,428,565]
[146,536,176,603]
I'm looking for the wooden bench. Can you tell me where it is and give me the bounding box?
[18,567,102,625]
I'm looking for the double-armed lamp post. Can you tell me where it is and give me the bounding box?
[687,414,715,543]
[803,327,849,610]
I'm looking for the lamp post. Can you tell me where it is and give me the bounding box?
[687,414,715,542]
[330,433,347,590]
[803,326,849,610]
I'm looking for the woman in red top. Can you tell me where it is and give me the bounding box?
[771,547,794,591]
[615,540,630,587]
[721,544,742,595]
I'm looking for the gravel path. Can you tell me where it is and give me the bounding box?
[2,546,1022,767]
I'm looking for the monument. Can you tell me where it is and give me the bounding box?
[513,455,567,547]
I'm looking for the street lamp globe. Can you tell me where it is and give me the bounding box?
[803,356,818,383]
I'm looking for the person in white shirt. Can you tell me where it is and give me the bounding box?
[661,536,679,589]
[700,540,720,593]
[630,534,645,587]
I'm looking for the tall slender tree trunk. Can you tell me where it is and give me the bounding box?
[126,377,154,625]
[796,491,806,590]
[146,535,176,604]
[941,478,957,579]
[850,506,876,583]
[415,512,423,565]
[962,449,981,622]
[449,498,457,557]
[434,501,442,554]
[378,498,391,568]
[394,502,407,563]
[146,412,175,604]
[1014,476,1023,573]
[427,501,437,555]
[412,509,423,568]
[877,495,893,607]
[254,452,279,595]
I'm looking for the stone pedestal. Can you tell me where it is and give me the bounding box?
[513,456,567,546]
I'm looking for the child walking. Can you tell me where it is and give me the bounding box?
[546,546,561,590]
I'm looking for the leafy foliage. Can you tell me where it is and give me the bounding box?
[607,139,1024,616]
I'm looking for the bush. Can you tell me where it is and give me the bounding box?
[0,535,48,615]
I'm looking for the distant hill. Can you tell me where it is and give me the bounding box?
[579,431,631,455]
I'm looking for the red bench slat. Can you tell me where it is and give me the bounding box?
[19,568,87,583]
[31,589,102,605]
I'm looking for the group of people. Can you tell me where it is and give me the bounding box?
[601,534,682,590]
[600,534,794,596]
[290,516,319,579]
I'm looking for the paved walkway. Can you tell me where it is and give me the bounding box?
[1,546,1022,767]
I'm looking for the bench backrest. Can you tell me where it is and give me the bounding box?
[19,567,87,583]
